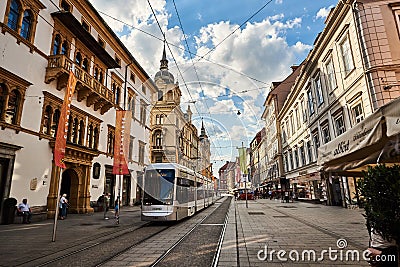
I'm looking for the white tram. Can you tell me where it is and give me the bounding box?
[141,163,216,221]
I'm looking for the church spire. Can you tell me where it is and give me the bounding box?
[160,39,168,70]
[200,120,208,139]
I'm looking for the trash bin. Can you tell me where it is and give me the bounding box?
[2,198,17,224]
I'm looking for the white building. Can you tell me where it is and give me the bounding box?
[0,0,156,221]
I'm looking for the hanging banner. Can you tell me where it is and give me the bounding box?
[238,147,248,175]
[113,110,132,175]
[54,71,77,169]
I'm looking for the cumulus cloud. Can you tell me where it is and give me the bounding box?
[316,5,335,20]
[90,0,314,168]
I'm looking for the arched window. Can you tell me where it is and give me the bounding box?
[93,127,99,149]
[5,89,20,124]
[53,34,61,55]
[75,52,82,66]
[51,109,60,137]
[7,0,19,31]
[61,41,68,55]
[115,87,120,105]
[87,124,93,148]
[93,68,98,80]
[82,58,89,72]
[78,120,84,145]
[20,10,32,40]
[72,117,79,143]
[99,71,103,84]
[153,130,162,147]
[42,105,52,135]
[160,114,164,124]
[0,84,5,120]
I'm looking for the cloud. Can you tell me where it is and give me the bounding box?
[275,0,283,4]
[90,0,316,169]
[316,5,335,20]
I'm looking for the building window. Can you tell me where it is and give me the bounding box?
[42,105,52,135]
[60,0,71,11]
[107,126,115,156]
[321,124,331,144]
[81,19,90,32]
[334,114,346,136]
[288,149,293,170]
[307,89,315,115]
[20,10,32,40]
[61,41,68,55]
[281,126,287,143]
[75,52,82,66]
[313,131,320,157]
[130,71,135,83]
[300,99,307,122]
[98,37,105,48]
[314,73,324,106]
[5,89,20,124]
[299,145,306,166]
[293,148,299,169]
[50,109,60,137]
[295,108,300,129]
[285,120,290,138]
[325,57,337,92]
[115,56,121,66]
[140,100,147,125]
[306,141,313,163]
[7,0,19,31]
[340,35,355,75]
[129,136,134,161]
[156,114,164,125]
[142,85,146,94]
[153,130,162,147]
[53,34,61,55]
[352,103,364,124]
[290,114,295,135]
[129,95,136,118]
[138,141,145,165]
[78,120,84,145]
[82,58,89,72]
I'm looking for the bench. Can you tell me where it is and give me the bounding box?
[14,206,47,224]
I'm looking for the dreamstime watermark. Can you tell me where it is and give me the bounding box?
[257,238,397,263]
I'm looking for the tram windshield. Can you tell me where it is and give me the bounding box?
[143,169,175,205]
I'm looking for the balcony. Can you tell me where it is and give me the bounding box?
[45,54,115,115]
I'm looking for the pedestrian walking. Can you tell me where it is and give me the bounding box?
[59,194,68,220]
[103,193,110,219]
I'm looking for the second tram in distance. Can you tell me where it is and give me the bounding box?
[141,163,216,221]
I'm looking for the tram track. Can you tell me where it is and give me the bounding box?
[16,221,173,267]
[150,197,231,267]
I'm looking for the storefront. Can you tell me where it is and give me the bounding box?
[290,172,323,201]
[318,97,400,207]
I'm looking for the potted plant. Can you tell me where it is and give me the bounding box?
[357,164,399,266]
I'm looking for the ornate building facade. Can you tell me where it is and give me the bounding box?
[0,0,156,222]
[149,45,211,175]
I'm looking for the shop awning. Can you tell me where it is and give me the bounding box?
[317,97,400,172]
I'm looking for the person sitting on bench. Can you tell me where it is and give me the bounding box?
[17,198,32,224]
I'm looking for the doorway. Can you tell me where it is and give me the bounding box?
[61,168,79,213]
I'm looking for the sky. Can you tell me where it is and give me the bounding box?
[90,0,338,174]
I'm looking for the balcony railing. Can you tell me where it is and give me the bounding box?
[45,54,115,114]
